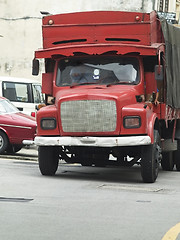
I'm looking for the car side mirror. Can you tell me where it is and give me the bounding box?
[155,65,163,81]
[32,58,39,76]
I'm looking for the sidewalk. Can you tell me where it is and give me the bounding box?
[0,145,38,161]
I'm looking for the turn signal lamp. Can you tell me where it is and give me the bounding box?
[37,103,46,110]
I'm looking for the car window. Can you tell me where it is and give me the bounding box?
[2,82,29,102]
[0,99,19,114]
[32,84,44,103]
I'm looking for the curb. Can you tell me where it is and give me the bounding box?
[0,154,38,161]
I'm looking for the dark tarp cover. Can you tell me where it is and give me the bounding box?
[160,18,180,109]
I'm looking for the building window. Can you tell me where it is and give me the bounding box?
[158,0,169,12]
[165,0,169,12]
[159,0,164,11]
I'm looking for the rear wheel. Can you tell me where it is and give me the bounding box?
[38,146,59,176]
[141,130,161,183]
[161,152,174,171]
[174,140,180,171]
[0,131,9,154]
[176,155,180,171]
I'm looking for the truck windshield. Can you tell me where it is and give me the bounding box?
[56,57,139,86]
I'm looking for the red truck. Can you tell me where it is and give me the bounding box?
[33,10,180,183]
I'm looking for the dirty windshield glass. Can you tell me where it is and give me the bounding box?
[56,57,139,86]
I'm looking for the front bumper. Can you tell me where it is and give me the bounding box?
[22,140,35,145]
[34,135,151,147]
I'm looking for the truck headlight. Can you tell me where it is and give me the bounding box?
[41,118,56,130]
[123,116,141,129]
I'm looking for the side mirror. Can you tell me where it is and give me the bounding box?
[155,65,163,81]
[32,58,39,76]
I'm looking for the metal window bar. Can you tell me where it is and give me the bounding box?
[165,0,169,12]
[159,0,164,12]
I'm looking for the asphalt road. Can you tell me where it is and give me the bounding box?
[0,148,180,240]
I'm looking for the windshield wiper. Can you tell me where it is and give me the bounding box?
[106,81,133,87]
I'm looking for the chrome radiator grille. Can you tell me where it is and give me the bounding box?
[61,100,117,132]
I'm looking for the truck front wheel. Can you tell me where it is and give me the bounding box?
[141,130,161,183]
[38,146,59,176]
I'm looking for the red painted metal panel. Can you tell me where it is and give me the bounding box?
[42,23,151,49]
[42,73,53,95]
[42,11,151,25]
[35,11,164,59]
[35,43,163,59]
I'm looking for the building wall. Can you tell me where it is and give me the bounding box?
[168,0,176,12]
[0,0,175,80]
[176,0,180,23]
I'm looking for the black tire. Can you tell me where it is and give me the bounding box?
[174,140,180,171]
[6,144,14,154]
[176,155,180,171]
[161,152,174,171]
[38,146,59,176]
[6,144,22,154]
[141,130,161,183]
[13,144,23,153]
[0,131,9,154]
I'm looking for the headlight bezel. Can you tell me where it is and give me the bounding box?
[41,117,57,130]
[123,116,141,129]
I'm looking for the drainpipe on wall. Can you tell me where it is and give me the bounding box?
[141,0,145,11]
[152,0,156,10]
[142,0,157,11]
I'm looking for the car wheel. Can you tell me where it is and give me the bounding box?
[141,130,161,183]
[13,145,23,153]
[38,146,59,176]
[161,152,174,171]
[0,131,9,154]
[6,144,22,154]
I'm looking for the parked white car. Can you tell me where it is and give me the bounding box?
[0,76,44,116]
